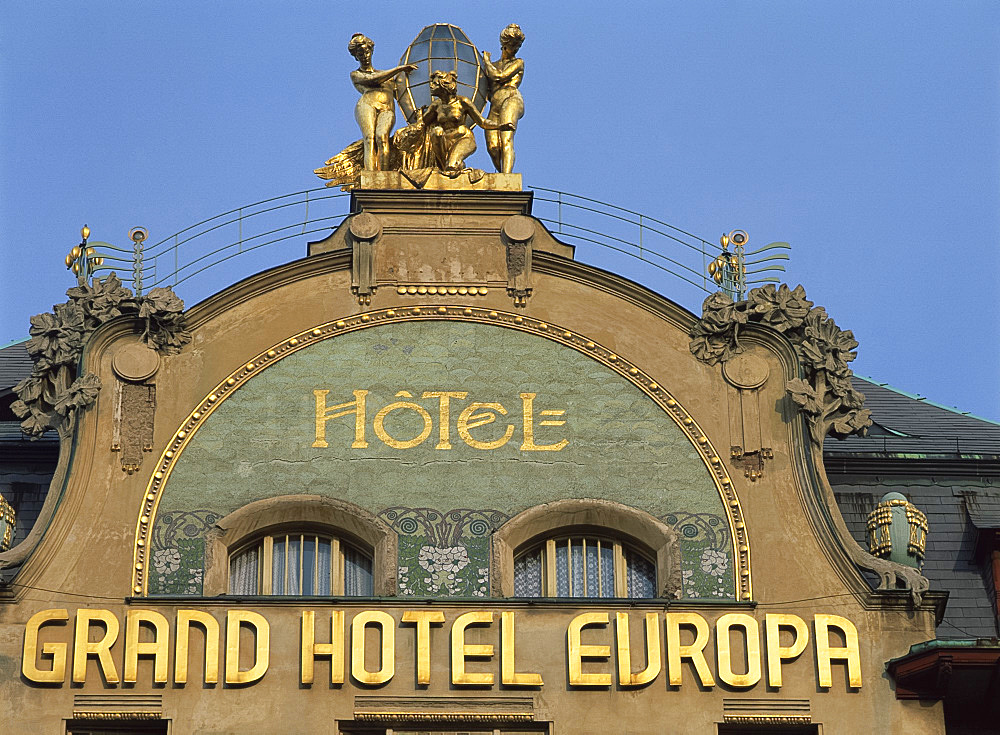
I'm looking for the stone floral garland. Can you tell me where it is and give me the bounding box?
[690,284,872,445]
[11,274,190,437]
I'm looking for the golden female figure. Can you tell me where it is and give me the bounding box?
[422,70,513,174]
[481,24,525,174]
[348,33,417,171]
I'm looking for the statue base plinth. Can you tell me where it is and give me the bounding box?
[359,170,522,192]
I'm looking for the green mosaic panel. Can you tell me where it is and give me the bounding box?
[150,321,733,598]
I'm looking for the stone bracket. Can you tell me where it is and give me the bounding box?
[349,212,383,306]
[501,215,534,307]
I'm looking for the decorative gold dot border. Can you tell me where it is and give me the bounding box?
[395,284,490,296]
[132,306,752,600]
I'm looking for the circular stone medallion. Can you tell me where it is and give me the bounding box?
[722,352,769,389]
[112,343,161,382]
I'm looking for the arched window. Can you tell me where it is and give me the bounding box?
[513,534,656,598]
[492,499,681,599]
[229,531,373,596]
[202,495,397,597]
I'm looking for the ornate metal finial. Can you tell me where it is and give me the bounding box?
[129,227,148,297]
[64,225,105,285]
[315,24,522,190]
[867,492,928,569]
[0,491,15,552]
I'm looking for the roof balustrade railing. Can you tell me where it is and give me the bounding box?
[87,185,788,309]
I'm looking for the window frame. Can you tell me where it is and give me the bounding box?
[515,532,656,598]
[493,499,681,599]
[229,529,374,596]
[204,495,396,597]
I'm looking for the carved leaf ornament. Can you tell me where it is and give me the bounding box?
[690,284,872,445]
[11,274,190,437]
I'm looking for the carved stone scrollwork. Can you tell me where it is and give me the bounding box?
[690,284,872,446]
[501,215,534,307]
[349,212,382,306]
[690,284,932,605]
[722,352,772,482]
[11,273,190,441]
[111,343,161,474]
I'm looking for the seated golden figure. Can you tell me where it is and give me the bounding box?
[421,70,513,174]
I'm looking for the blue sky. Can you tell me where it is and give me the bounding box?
[2,1,998,420]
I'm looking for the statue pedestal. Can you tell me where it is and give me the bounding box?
[359,170,522,192]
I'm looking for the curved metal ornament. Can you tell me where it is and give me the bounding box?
[131,307,752,600]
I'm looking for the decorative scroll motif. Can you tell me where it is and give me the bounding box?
[379,507,508,597]
[663,511,735,599]
[11,274,189,438]
[148,509,221,595]
[867,494,928,567]
[0,492,14,552]
[690,284,872,445]
[133,307,750,600]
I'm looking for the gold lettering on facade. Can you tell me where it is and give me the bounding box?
[567,612,611,686]
[311,390,568,451]
[351,610,395,685]
[401,610,446,685]
[452,611,495,686]
[373,392,434,449]
[224,610,269,685]
[764,613,809,688]
[457,402,515,450]
[16,608,863,690]
[124,610,170,684]
[815,613,862,688]
[615,612,660,687]
[301,610,345,685]
[422,391,468,449]
[175,609,219,685]
[520,393,569,451]
[73,609,120,684]
[501,611,543,686]
[313,389,368,448]
[666,612,715,687]
[715,613,761,688]
[21,608,69,683]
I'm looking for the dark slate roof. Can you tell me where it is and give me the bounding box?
[0,339,32,395]
[834,481,999,639]
[966,495,1000,530]
[824,377,1000,459]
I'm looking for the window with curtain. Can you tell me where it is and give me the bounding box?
[229,531,373,596]
[513,534,656,598]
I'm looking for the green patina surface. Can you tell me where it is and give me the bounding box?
[150,321,733,598]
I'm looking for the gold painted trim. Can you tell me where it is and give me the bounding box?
[132,306,751,599]
[354,712,534,723]
[72,711,162,721]
[723,715,812,725]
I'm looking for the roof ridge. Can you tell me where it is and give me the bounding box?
[0,337,28,351]
[854,375,1000,428]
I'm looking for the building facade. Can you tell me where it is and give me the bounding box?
[1,176,998,734]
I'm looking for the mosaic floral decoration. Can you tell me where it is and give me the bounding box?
[380,507,508,597]
[663,511,735,599]
[148,509,221,595]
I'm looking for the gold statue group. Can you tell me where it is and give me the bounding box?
[315,24,524,189]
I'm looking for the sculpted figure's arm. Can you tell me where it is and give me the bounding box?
[351,63,418,88]
[460,98,515,131]
[481,52,524,86]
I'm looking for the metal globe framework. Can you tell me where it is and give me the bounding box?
[395,23,488,124]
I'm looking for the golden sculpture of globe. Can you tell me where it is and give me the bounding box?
[395,23,488,124]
